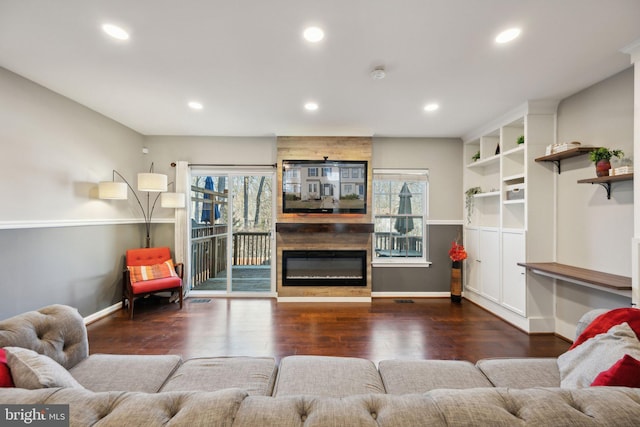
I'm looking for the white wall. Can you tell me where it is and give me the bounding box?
[0,67,146,224]
[0,67,157,317]
[146,135,465,222]
[554,67,635,338]
[372,137,463,221]
[556,67,634,275]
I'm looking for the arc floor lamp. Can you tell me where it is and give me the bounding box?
[98,163,185,248]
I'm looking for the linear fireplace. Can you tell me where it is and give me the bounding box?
[282,250,367,286]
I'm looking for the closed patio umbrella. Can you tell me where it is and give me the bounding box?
[201,176,220,223]
[394,182,414,235]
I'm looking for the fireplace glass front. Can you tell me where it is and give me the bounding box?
[282,250,366,286]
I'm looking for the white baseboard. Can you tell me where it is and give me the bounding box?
[372,292,451,298]
[277,297,372,303]
[84,302,122,325]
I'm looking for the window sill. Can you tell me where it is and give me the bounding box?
[372,261,432,268]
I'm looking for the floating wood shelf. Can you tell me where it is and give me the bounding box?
[534,146,600,174]
[276,223,374,233]
[518,262,631,297]
[577,173,633,199]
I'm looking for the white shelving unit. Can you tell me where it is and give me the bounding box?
[462,100,558,333]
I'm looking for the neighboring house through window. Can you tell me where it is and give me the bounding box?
[372,169,429,265]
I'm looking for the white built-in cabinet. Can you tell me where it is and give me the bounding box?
[462,101,557,333]
[501,230,526,316]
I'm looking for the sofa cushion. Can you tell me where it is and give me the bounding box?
[558,322,640,388]
[476,357,560,388]
[233,388,640,427]
[69,354,181,392]
[3,387,248,427]
[378,360,493,394]
[272,355,385,397]
[4,347,84,389]
[591,354,640,387]
[160,357,277,395]
[234,394,449,427]
[0,348,14,387]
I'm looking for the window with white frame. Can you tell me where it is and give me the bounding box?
[372,169,429,264]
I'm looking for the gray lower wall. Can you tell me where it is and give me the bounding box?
[0,223,174,319]
[373,224,462,292]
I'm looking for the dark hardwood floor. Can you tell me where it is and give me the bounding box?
[86,297,571,364]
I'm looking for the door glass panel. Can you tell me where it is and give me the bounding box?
[190,175,228,291]
[190,173,273,293]
[229,175,272,292]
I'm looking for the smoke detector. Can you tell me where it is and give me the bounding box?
[370,67,386,80]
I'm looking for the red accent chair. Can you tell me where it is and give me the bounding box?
[123,247,183,319]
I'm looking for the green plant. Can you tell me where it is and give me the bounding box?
[465,187,481,223]
[589,147,624,163]
[471,151,480,162]
[517,135,524,145]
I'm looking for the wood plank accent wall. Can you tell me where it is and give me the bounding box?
[276,136,373,298]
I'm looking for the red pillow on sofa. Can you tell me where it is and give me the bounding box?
[571,308,640,350]
[0,348,15,387]
[591,354,640,387]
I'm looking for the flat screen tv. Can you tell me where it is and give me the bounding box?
[282,159,367,214]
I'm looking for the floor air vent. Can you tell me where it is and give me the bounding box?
[190,298,212,303]
[394,299,414,303]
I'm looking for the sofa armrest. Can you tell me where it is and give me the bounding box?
[0,305,88,369]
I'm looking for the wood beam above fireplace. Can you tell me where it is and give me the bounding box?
[276,223,374,234]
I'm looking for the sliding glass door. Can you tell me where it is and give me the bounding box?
[189,169,275,294]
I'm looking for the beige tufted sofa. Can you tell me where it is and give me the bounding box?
[1,305,639,426]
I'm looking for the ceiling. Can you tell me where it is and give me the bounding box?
[1,1,639,139]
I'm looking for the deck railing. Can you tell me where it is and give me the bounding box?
[191,225,227,287]
[233,231,271,266]
[374,233,423,257]
[191,226,271,287]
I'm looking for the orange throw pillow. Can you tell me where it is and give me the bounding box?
[128,260,177,283]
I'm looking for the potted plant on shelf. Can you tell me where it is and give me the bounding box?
[471,151,480,162]
[465,187,481,224]
[448,239,467,303]
[589,148,624,177]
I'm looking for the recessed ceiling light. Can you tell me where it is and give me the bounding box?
[370,67,386,80]
[424,103,439,112]
[188,101,203,110]
[495,28,521,44]
[303,27,325,43]
[102,23,129,41]
[304,102,319,111]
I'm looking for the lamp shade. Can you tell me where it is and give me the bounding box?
[98,181,128,199]
[138,173,167,192]
[161,192,186,208]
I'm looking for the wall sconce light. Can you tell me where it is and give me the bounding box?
[99,163,184,247]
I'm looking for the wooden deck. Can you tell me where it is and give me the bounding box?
[193,266,271,292]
